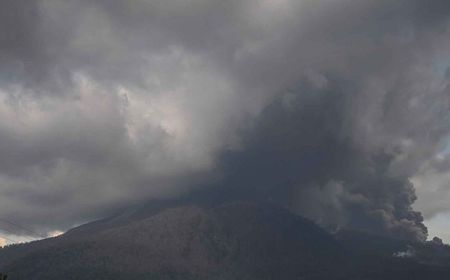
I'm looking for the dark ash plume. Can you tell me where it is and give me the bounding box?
[217,79,433,240]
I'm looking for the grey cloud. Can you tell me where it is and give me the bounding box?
[0,0,46,86]
[0,0,449,240]
[413,153,450,219]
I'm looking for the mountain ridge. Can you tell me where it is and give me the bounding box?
[1,201,450,279]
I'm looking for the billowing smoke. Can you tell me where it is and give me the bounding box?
[217,75,444,241]
[0,0,449,241]
[206,0,450,241]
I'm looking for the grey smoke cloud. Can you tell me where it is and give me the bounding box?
[413,152,450,219]
[0,0,449,240]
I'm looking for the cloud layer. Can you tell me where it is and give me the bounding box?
[0,0,449,240]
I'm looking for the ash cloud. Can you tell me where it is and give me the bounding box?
[0,0,449,241]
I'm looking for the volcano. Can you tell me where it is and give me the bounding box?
[0,201,449,280]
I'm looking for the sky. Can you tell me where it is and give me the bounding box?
[0,0,449,245]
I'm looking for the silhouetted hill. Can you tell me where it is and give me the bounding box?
[0,201,449,279]
[0,202,347,279]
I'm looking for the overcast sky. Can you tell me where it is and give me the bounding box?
[0,0,449,245]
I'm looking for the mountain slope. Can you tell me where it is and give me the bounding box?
[0,202,348,280]
[1,201,450,279]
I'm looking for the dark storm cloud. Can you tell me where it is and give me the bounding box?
[0,0,449,240]
[0,0,44,85]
